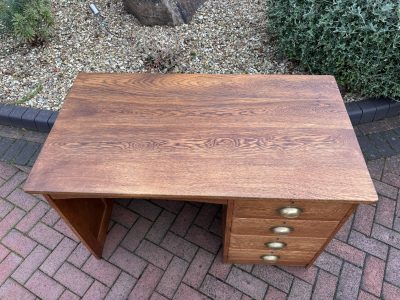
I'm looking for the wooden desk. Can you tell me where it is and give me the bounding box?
[24,74,377,266]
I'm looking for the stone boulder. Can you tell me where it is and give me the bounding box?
[122,0,206,26]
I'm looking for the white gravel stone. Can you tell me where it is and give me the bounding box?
[0,0,291,110]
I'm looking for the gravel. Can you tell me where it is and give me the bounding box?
[0,0,290,110]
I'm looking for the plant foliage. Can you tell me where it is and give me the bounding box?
[266,0,400,98]
[0,0,54,44]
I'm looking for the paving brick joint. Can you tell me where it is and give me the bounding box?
[0,117,400,299]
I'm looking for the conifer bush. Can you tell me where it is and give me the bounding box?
[0,0,54,44]
[266,0,400,98]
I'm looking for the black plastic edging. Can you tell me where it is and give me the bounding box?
[0,104,58,133]
[0,97,399,133]
[345,97,400,126]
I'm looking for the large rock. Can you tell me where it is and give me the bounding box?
[123,0,206,26]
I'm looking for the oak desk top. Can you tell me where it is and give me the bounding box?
[24,73,377,203]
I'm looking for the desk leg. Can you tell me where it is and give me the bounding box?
[222,200,234,263]
[44,195,113,258]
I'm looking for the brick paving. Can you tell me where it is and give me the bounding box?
[0,117,400,300]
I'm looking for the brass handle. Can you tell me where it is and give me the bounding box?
[265,241,287,250]
[270,226,293,235]
[260,254,279,263]
[279,207,302,218]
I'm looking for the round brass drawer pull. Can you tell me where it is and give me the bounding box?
[279,207,303,218]
[265,241,287,249]
[260,254,279,263]
[271,226,293,235]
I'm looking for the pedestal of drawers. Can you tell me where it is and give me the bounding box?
[223,200,356,266]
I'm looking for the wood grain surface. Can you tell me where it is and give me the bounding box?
[24,73,377,203]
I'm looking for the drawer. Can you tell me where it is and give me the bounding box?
[231,218,339,238]
[228,248,315,266]
[229,234,327,252]
[234,200,352,220]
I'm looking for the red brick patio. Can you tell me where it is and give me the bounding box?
[0,119,400,299]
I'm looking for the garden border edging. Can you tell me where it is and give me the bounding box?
[0,97,399,133]
[346,97,400,125]
[0,104,58,133]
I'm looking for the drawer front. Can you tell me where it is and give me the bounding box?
[229,234,327,252]
[231,218,339,238]
[234,200,352,220]
[228,249,315,266]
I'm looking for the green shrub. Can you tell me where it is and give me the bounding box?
[266,0,400,98]
[0,0,54,44]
